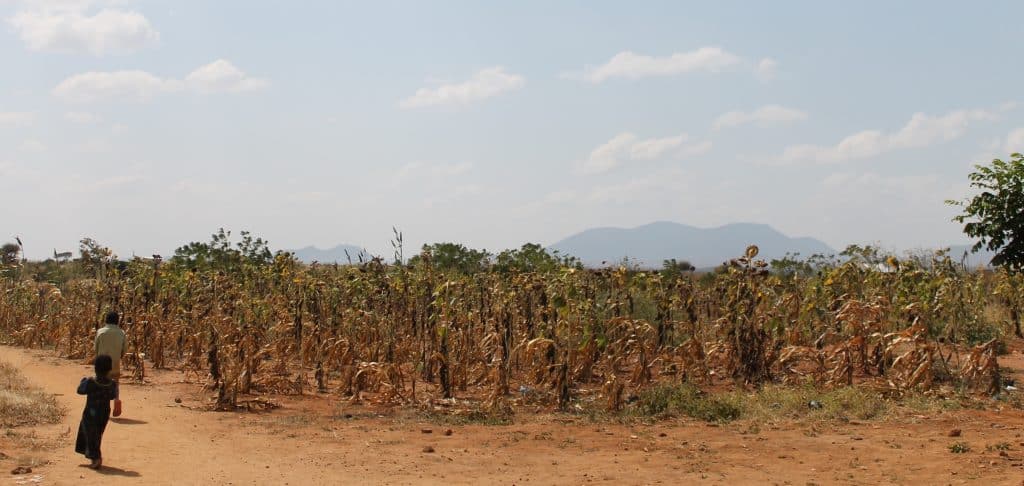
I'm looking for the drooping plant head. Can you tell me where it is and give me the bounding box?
[94,354,113,377]
[104,311,119,326]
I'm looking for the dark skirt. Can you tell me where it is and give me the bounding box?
[74,406,110,460]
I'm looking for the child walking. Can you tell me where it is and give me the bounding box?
[75,354,120,469]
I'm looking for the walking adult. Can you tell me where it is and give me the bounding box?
[94,311,125,417]
[95,311,126,380]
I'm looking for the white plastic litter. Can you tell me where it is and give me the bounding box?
[12,475,44,485]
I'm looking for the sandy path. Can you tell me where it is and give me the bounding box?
[3,345,1024,485]
[0,346,324,485]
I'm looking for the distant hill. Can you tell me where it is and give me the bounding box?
[290,244,369,264]
[548,221,835,269]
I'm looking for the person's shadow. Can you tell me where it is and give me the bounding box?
[110,418,147,425]
[78,464,140,477]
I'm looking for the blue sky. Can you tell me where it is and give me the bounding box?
[2,0,1023,259]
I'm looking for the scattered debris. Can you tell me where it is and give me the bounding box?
[12,474,43,485]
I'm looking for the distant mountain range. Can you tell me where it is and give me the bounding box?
[549,222,834,269]
[290,244,369,264]
[289,222,998,269]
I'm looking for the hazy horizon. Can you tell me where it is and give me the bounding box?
[3,1,1023,259]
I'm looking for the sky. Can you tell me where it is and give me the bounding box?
[2,0,1024,260]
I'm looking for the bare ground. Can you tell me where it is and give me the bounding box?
[2,345,1024,485]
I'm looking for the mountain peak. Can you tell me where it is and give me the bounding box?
[549,221,833,268]
[290,244,369,263]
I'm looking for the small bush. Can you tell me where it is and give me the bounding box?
[633,383,742,423]
[949,442,971,453]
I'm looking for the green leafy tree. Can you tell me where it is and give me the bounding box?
[409,242,491,274]
[1,242,19,266]
[79,238,114,263]
[769,253,815,277]
[660,258,695,279]
[78,237,117,278]
[494,243,580,273]
[840,244,889,267]
[171,229,275,272]
[948,153,1024,272]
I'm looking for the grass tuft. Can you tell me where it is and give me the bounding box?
[949,442,971,453]
[0,361,64,427]
[631,382,890,424]
[632,383,742,423]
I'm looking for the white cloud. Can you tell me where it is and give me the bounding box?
[8,7,159,55]
[52,60,267,102]
[185,59,269,93]
[713,104,807,130]
[755,57,778,81]
[1003,127,1024,154]
[630,134,687,160]
[585,133,637,174]
[888,109,996,148]
[582,132,711,174]
[571,47,742,83]
[0,112,34,126]
[774,108,998,165]
[53,70,182,102]
[64,111,100,123]
[399,67,524,109]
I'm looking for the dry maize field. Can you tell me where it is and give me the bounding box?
[0,244,1020,419]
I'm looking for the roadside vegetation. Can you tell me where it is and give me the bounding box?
[0,154,1020,424]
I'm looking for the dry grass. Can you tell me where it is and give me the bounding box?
[627,382,968,425]
[0,246,1017,416]
[0,361,64,427]
[733,384,889,422]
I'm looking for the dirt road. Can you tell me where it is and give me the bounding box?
[2,345,1024,485]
